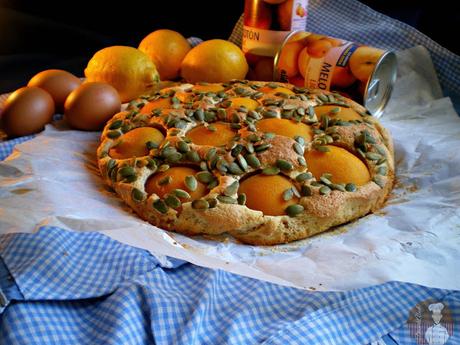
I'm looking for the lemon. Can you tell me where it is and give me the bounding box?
[84,46,160,102]
[139,29,191,80]
[181,39,248,83]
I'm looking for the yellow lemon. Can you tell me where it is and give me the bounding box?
[139,29,191,81]
[84,46,160,103]
[181,39,248,83]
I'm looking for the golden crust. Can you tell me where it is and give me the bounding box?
[97,81,394,245]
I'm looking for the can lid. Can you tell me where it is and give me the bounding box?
[363,51,397,118]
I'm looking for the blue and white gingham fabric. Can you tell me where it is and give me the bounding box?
[2,1,460,344]
[0,227,458,345]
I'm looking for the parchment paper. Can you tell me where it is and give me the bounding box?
[1,46,459,291]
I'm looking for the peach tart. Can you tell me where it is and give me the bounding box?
[97,81,394,245]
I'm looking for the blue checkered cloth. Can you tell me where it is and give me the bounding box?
[2,1,460,344]
[1,227,458,345]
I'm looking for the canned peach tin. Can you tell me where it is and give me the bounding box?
[274,31,397,117]
[243,0,308,70]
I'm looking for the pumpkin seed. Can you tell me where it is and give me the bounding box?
[230,123,242,130]
[318,94,329,102]
[216,108,227,120]
[298,156,307,166]
[107,130,121,139]
[262,166,280,175]
[237,193,246,205]
[165,194,181,209]
[186,150,201,162]
[231,144,244,157]
[296,172,312,182]
[119,166,136,178]
[307,106,315,117]
[377,165,387,176]
[185,175,198,191]
[263,132,275,139]
[192,199,209,209]
[286,204,304,217]
[204,111,216,122]
[109,167,118,182]
[205,148,217,161]
[236,155,248,172]
[331,183,346,192]
[131,188,144,202]
[247,110,260,119]
[200,161,208,171]
[207,125,217,132]
[375,145,387,156]
[293,142,304,155]
[173,189,191,199]
[217,195,238,204]
[296,107,305,116]
[373,176,385,188]
[207,198,218,208]
[254,143,271,152]
[228,162,244,175]
[320,176,332,186]
[221,100,232,108]
[145,158,157,170]
[153,199,168,214]
[262,110,278,118]
[276,159,293,171]
[252,92,264,99]
[246,142,255,153]
[301,185,312,197]
[365,152,381,161]
[248,133,260,142]
[107,159,116,171]
[195,171,213,183]
[224,181,239,196]
[194,108,204,121]
[319,185,331,195]
[283,188,294,201]
[282,104,297,110]
[246,154,261,168]
[315,145,330,152]
[109,120,123,130]
[158,175,172,186]
[165,152,182,163]
[294,136,305,146]
[146,140,159,150]
[345,183,357,192]
[207,178,219,189]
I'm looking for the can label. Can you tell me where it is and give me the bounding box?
[275,32,386,103]
[243,0,308,80]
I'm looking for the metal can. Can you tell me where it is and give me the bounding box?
[243,0,308,81]
[273,31,397,117]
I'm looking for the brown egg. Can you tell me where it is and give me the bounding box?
[64,82,121,131]
[28,69,81,112]
[1,86,55,138]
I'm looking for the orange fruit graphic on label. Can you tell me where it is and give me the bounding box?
[349,46,384,82]
[307,39,332,58]
[297,47,310,78]
[138,29,191,81]
[331,66,357,88]
[278,40,304,77]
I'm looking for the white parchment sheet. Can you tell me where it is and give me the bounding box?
[1,46,459,291]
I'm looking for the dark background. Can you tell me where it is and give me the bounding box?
[0,0,457,94]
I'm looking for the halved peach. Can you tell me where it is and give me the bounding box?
[109,127,164,159]
[256,118,312,142]
[145,167,207,199]
[186,122,236,146]
[239,174,298,216]
[305,145,370,186]
[314,105,362,122]
[140,98,172,114]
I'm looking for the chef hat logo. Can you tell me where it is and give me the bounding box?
[428,302,444,315]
